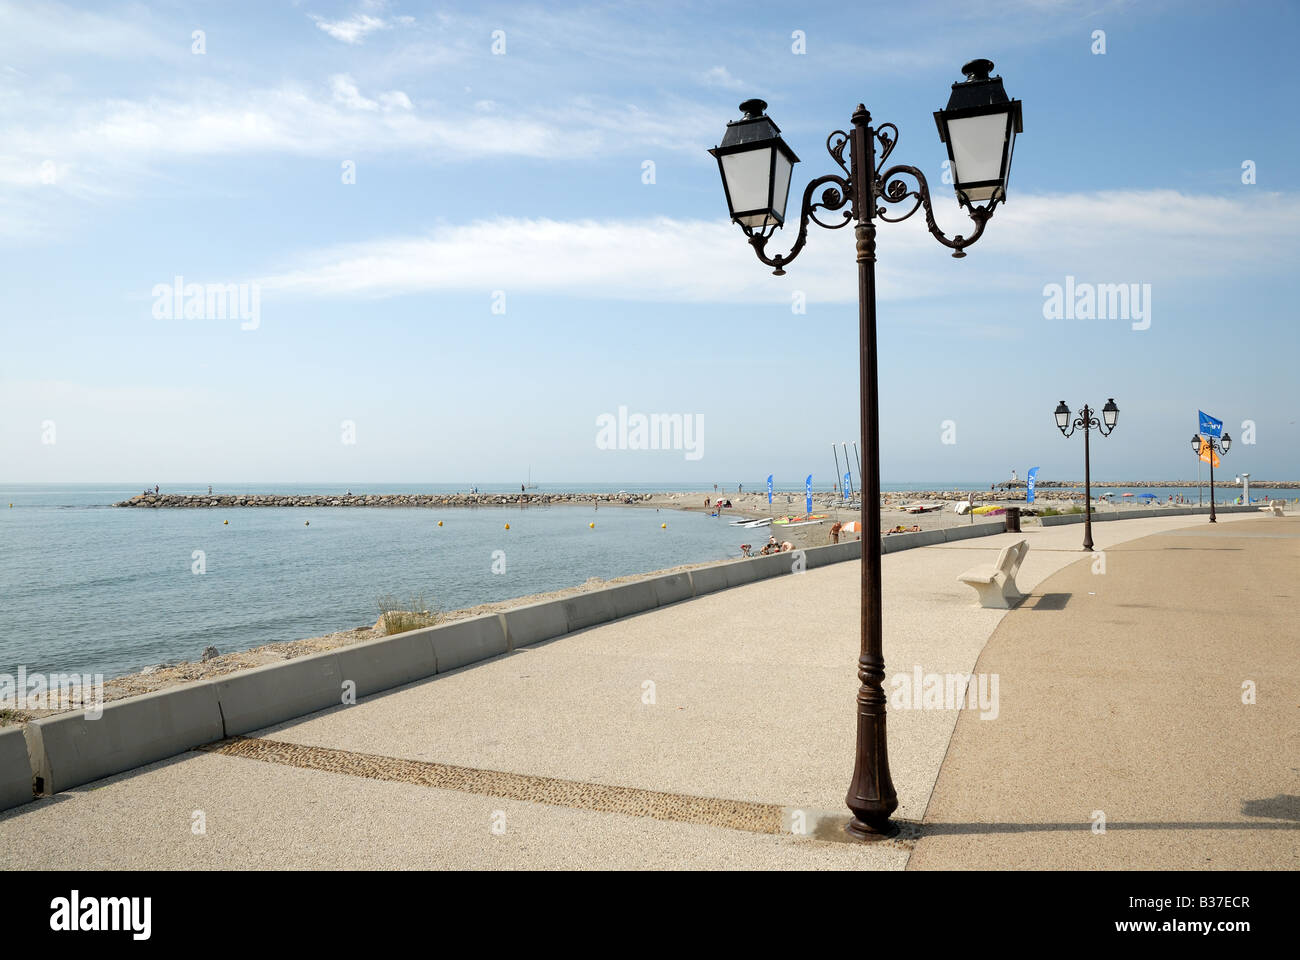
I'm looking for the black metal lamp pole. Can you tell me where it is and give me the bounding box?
[1055,400,1118,552]
[1191,433,1231,522]
[708,61,1022,838]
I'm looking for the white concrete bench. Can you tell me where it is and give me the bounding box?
[1270,500,1286,517]
[957,540,1028,609]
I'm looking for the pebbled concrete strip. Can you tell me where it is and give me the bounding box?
[199,736,785,835]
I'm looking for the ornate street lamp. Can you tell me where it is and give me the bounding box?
[709,60,1023,839]
[1191,432,1231,522]
[1055,399,1119,551]
[934,59,1022,211]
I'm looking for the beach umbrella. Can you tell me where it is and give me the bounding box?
[1138,493,1157,500]
[1121,493,1134,498]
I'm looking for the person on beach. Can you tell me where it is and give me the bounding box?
[154,485,159,494]
[830,521,842,544]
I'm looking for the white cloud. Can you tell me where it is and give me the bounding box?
[0,81,712,202]
[311,13,390,45]
[254,190,1300,306]
[330,74,378,110]
[700,66,747,92]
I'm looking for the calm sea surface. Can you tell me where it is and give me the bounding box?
[1,482,1292,679]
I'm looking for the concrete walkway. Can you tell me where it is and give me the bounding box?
[0,511,1286,869]
[909,515,1300,870]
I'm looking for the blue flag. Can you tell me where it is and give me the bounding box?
[1198,410,1222,438]
[844,471,851,499]
[805,475,812,514]
[766,474,773,505]
[1027,466,1039,504]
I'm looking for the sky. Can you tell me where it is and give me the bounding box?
[2,0,1298,486]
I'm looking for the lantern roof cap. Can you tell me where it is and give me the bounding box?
[711,100,799,161]
[943,59,1018,117]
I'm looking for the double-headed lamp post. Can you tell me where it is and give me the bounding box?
[709,60,1022,838]
[1191,432,1231,522]
[1054,400,1119,551]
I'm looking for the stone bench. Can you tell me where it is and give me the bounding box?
[1270,500,1286,517]
[957,539,1028,609]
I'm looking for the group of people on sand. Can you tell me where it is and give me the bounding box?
[739,536,794,557]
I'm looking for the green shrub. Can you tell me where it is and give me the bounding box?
[376,593,441,635]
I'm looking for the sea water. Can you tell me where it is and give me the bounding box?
[0,484,744,679]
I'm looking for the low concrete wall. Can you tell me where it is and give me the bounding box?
[805,540,860,569]
[429,615,509,673]
[561,590,617,633]
[1039,504,1260,526]
[0,726,33,812]
[336,629,437,698]
[214,651,344,737]
[606,581,659,619]
[651,572,694,607]
[502,600,569,649]
[24,681,225,795]
[687,563,733,596]
[942,521,1008,542]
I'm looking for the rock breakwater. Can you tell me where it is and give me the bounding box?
[113,492,656,508]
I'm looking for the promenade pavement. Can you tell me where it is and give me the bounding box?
[1,510,1289,869]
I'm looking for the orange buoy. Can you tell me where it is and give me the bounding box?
[504,523,510,530]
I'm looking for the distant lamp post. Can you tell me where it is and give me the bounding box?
[1191,432,1231,522]
[709,60,1023,839]
[1055,399,1119,551]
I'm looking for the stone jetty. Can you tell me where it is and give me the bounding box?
[113,492,656,508]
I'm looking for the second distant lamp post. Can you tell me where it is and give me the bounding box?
[708,60,1022,837]
[1054,399,1119,551]
[1191,431,1231,522]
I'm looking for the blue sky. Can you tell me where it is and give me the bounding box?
[2,0,1298,486]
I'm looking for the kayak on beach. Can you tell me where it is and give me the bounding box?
[772,514,828,525]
